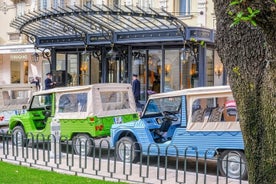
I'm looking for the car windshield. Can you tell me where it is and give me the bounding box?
[30,94,52,109]
[143,96,182,117]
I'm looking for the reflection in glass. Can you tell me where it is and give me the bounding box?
[11,61,21,83]
[80,54,90,85]
[67,54,78,86]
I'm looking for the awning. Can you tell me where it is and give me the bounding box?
[10,4,188,48]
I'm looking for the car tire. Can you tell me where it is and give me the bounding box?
[12,126,27,147]
[72,134,93,156]
[218,150,248,180]
[116,136,140,163]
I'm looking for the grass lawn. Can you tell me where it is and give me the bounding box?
[0,161,126,184]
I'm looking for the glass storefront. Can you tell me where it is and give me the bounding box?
[130,48,208,102]
[67,54,78,86]
[54,52,101,87]
[80,53,90,85]
[11,60,29,84]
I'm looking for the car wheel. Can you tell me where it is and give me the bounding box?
[116,137,140,163]
[218,150,248,180]
[12,126,27,147]
[72,134,93,156]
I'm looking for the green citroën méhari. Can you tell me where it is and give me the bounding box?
[9,83,139,155]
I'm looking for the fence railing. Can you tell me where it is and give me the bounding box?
[0,131,248,184]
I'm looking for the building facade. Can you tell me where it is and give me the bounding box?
[0,0,224,102]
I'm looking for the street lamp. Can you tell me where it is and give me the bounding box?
[31,52,39,63]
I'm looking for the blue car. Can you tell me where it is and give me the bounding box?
[110,86,247,180]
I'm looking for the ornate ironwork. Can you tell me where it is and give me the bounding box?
[10,4,189,48]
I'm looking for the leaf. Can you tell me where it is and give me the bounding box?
[247,7,253,14]
[230,1,240,5]
[232,66,240,76]
[237,12,244,18]
[251,20,257,26]
[230,21,239,27]
[190,38,197,42]
[252,9,260,16]
[241,17,251,21]
[200,41,205,46]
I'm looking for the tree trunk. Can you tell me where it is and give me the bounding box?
[213,0,276,183]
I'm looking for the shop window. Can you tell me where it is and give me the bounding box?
[16,2,25,16]
[94,0,103,5]
[39,0,48,9]
[165,50,180,92]
[148,50,161,94]
[52,0,59,8]
[8,33,20,41]
[11,61,21,84]
[179,0,191,16]
[80,54,90,85]
[125,0,133,6]
[206,48,215,86]
[67,54,78,86]
[138,0,152,8]
[159,0,167,10]
[181,46,199,89]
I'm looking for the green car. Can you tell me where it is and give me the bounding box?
[9,83,139,155]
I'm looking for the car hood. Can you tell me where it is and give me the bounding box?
[112,119,144,129]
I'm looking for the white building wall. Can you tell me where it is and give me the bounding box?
[0,0,220,85]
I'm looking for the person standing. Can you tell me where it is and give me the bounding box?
[151,74,160,93]
[44,72,56,105]
[132,74,141,108]
[44,72,56,90]
[31,76,41,91]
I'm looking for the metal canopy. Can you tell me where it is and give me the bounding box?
[10,4,188,48]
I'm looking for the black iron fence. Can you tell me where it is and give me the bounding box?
[0,131,248,184]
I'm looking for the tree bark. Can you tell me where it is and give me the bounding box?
[212,0,276,183]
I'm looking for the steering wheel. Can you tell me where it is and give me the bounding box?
[44,105,51,111]
[162,111,178,121]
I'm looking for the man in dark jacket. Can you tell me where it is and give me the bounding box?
[44,72,56,105]
[44,72,56,90]
[132,74,141,108]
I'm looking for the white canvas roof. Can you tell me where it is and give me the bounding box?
[148,85,232,100]
[146,86,241,132]
[35,83,137,119]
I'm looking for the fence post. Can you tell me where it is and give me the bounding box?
[50,118,62,159]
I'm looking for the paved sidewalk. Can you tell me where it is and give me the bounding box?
[0,143,248,184]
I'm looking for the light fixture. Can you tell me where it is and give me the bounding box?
[214,65,223,78]
[31,52,39,63]
[165,64,171,76]
[80,62,88,73]
[82,45,88,55]
[107,44,117,59]
[190,63,198,78]
[133,51,144,65]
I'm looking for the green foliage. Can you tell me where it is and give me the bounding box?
[229,0,260,27]
[229,0,243,6]
[190,37,197,42]
[0,161,125,184]
[189,38,205,47]
[232,66,241,76]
